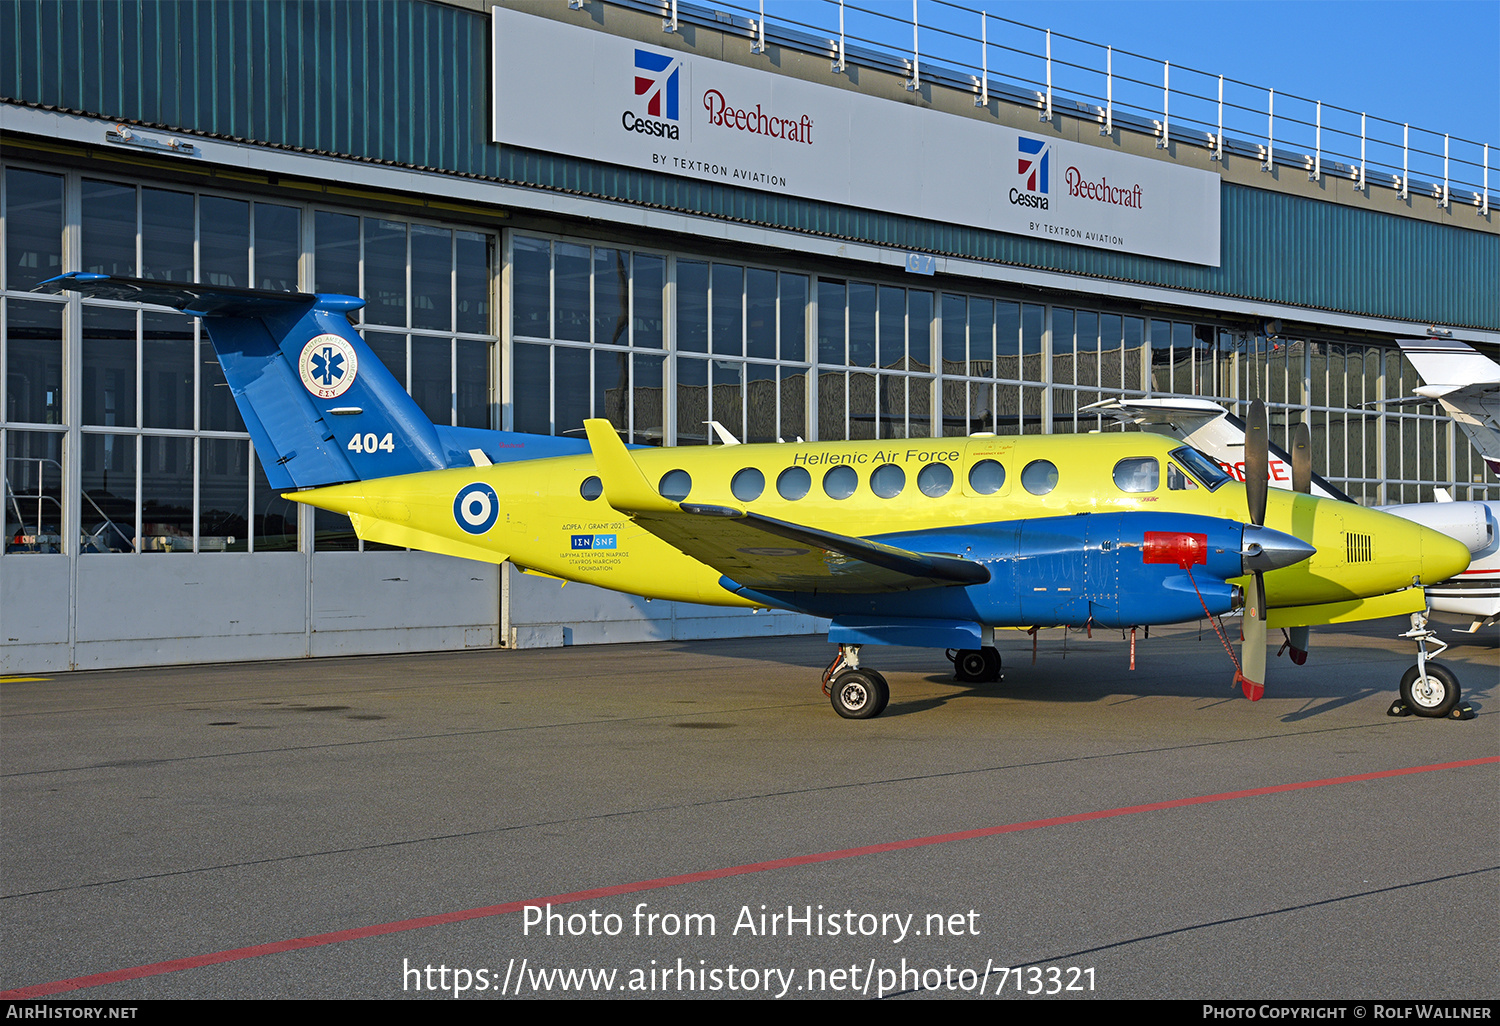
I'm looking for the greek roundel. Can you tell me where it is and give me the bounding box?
[453,482,500,535]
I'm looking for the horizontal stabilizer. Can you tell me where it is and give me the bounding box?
[38,273,590,491]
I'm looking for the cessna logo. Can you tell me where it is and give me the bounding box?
[622,48,681,140]
[1009,136,1050,210]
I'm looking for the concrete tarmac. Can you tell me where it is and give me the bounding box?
[2,620,1495,1000]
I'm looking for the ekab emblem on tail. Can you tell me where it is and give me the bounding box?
[298,334,360,399]
[454,483,500,535]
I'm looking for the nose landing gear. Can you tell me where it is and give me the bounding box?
[1389,612,1470,719]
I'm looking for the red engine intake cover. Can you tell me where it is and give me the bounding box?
[1142,531,1209,570]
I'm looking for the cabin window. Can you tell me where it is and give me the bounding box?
[1022,459,1058,495]
[918,462,953,497]
[580,476,603,501]
[968,459,1005,495]
[659,469,691,501]
[731,468,765,501]
[1112,457,1159,493]
[823,465,858,500]
[870,463,905,499]
[777,466,811,500]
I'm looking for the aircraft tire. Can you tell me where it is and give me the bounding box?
[1399,662,1461,718]
[830,669,890,720]
[953,647,1002,683]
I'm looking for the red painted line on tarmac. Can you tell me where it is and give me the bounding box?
[5,755,1494,998]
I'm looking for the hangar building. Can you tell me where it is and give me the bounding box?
[2,0,1496,672]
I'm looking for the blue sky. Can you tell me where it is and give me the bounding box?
[987,1,1499,144]
[752,0,1499,192]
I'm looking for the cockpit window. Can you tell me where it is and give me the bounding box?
[1167,464,1197,491]
[1169,447,1231,490]
[1112,457,1159,493]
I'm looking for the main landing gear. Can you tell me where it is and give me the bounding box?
[947,647,1003,684]
[821,642,1005,719]
[823,644,890,720]
[1389,611,1469,719]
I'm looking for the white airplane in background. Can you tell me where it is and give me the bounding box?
[1399,338,1500,479]
[1085,393,1495,717]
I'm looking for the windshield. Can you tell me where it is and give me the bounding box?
[1169,446,1232,491]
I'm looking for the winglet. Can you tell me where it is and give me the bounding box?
[583,419,678,514]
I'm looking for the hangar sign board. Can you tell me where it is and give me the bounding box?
[492,6,1221,267]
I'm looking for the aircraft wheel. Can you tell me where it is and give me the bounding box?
[830,669,890,720]
[953,647,1002,683]
[1399,662,1461,718]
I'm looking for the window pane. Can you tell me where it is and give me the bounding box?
[455,231,491,334]
[633,253,664,349]
[141,435,192,552]
[456,339,490,428]
[4,299,64,424]
[512,342,550,434]
[594,248,629,347]
[553,345,590,438]
[877,285,904,370]
[410,336,452,425]
[746,362,776,443]
[595,346,627,433]
[254,203,301,291]
[315,211,360,295]
[410,224,452,331]
[816,280,845,366]
[631,353,665,445]
[80,433,136,553]
[676,356,708,444]
[81,180,136,277]
[82,306,137,428]
[848,282,876,368]
[3,430,64,553]
[711,264,744,357]
[779,273,807,362]
[142,310,194,430]
[5,169,63,290]
[140,188,194,283]
[511,235,550,339]
[364,218,407,326]
[678,260,709,354]
[746,267,776,360]
[253,453,299,551]
[200,438,249,551]
[200,196,249,287]
[553,242,590,343]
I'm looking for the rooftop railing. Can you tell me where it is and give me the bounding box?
[609,0,1495,215]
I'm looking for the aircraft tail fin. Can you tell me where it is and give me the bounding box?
[37,273,586,491]
[1398,338,1500,478]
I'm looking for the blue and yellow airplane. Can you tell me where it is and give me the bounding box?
[41,274,1472,718]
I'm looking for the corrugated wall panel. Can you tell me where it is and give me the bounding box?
[3,0,1494,328]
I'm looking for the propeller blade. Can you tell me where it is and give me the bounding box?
[1290,421,1312,494]
[1245,399,1268,527]
[1237,572,1268,700]
[1287,624,1310,665]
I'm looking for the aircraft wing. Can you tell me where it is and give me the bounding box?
[583,420,989,594]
